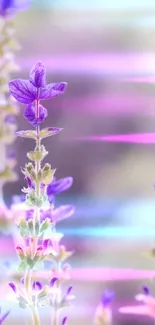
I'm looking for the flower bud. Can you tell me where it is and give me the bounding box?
[16,245,25,260]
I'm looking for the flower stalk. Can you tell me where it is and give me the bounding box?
[8,61,75,325]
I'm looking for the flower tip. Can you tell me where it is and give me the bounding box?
[66,285,73,296]
[50,277,58,287]
[62,317,67,325]
[142,286,150,295]
[9,282,17,293]
[101,289,115,306]
[32,281,43,291]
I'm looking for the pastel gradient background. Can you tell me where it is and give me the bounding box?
[2,0,155,324]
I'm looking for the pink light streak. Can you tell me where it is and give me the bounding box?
[35,268,155,282]
[67,133,155,144]
[64,95,155,114]
[18,53,155,75]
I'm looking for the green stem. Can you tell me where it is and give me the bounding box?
[25,269,32,301]
[31,307,40,325]
[53,307,59,325]
[51,262,60,325]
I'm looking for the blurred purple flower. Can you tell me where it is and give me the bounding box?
[47,177,73,204]
[9,282,17,293]
[142,286,150,295]
[101,289,115,307]
[50,277,58,287]
[26,176,34,189]
[9,62,67,104]
[43,239,49,250]
[24,104,48,127]
[62,317,67,325]
[0,309,10,325]
[119,286,155,319]
[32,281,43,291]
[5,115,16,124]
[0,0,31,16]
[41,205,75,224]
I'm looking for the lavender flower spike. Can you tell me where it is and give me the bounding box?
[9,62,73,325]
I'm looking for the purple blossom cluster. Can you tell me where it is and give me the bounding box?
[0,0,31,16]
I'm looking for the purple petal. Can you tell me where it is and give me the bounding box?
[39,82,67,100]
[66,286,72,296]
[7,150,15,159]
[32,281,43,291]
[48,194,55,205]
[62,317,67,325]
[9,282,17,293]
[21,278,24,284]
[30,62,46,88]
[26,209,34,221]
[50,277,58,287]
[5,115,16,124]
[24,104,48,127]
[37,246,43,252]
[52,205,75,223]
[47,177,73,196]
[0,0,31,16]
[101,289,115,307]
[142,286,150,295]
[0,310,10,324]
[9,79,37,104]
[43,239,49,250]
[26,176,35,189]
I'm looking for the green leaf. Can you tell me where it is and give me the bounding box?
[20,228,30,238]
[16,130,36,139]
[39,127,63,139]
[40,219,50,234]
[27,258,35,269]
[27,150,43,161]
[38,285,49,299]
[19,302,27,309]
[28,220,33,234]
[34,261,43,270]
[18,218,27,229]
[35,221,40,235]
[18,260,27,271]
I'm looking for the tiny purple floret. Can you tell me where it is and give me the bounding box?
[101,289,115,307]
[62,317,67,325]
[9,282,17,293]
[50,277,58,287]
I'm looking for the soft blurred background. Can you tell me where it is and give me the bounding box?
[2,0,155,324]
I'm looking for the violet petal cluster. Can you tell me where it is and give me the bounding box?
[47,176,73,204]
[101,289,115,307]
[9,62,67,128]
[24,104,48,127]
[9,62,67,104]
[0,0,31,16]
